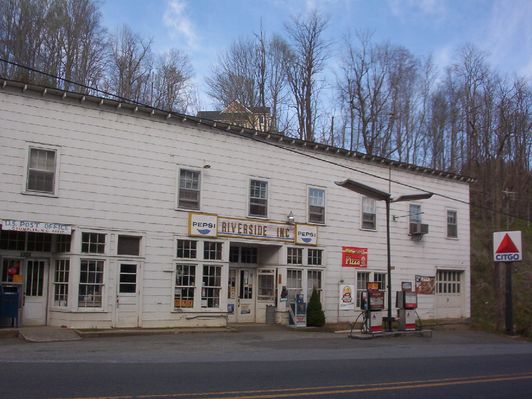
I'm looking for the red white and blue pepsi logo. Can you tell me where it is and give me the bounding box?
[193,221,216,235]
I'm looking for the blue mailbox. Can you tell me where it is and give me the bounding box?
[0,283,22,327]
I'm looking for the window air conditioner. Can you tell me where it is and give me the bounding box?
[409,223,429,236]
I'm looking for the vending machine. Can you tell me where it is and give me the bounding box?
[396,286,418,331]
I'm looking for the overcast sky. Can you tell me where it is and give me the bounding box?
[100,0,532,109]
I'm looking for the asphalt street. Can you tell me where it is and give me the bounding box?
[0,326,531,399]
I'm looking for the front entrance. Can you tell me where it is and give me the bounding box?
[114,262,140,327]
[228,268,256,323]
[1,258,48,326]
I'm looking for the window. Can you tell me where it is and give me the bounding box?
[447,210,458,238]
[26,147,56,194]
[178,169,200,209]
[0,230,25,251]
[249,179,268,217]
[373,272,386,291]
[204,241,222,260]
[362,197,376,230]
[437,270,462,294]
[202,265,222,308]
[287,269,302,304]
[55,234,71,253]
[287,247,303,265]
[177,239,197,259]
[81,232,106,254]
[307,270,322,299]
[241,247,257,264]
[308,249,323,266]
[175,264,196,308]
[78,260,104,308]
[117,235,141,256]
[26,232,52,252]
[308,188,325,224]
[119,264,137,293]
[356,272,369,308]
[229,246,240,263]
[258,271,275,301]
[409,204,422,224]
[53,260,69,307]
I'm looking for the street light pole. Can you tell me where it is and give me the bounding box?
[385,198,392,332]
[335,179,433,333]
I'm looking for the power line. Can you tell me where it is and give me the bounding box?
[1,58,529,223]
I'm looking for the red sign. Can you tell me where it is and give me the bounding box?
[342,246,368,268]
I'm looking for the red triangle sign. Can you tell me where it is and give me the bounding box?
[496,233,519,253]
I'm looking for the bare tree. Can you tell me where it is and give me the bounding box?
[106,25,152,103]
[151,49,195,113]
[285,10,329,141]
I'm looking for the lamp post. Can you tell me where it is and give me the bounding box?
[335,179,433,332]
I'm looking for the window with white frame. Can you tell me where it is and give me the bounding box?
[178,169,201,209]
[447,210,458,238]
[307,249,323,266]
[53,259,69,307]
[249,179,268,217]
[81,232,106,254]
[117,235,141,256]
[204,241,222,260]
[287,269,302,304]
[287,247,303,265]
[307,270,322,299]
[27,232,52,252]
[175,264,196,309]
[258,270,275,301]
[78,259,104,308]
[308,187,325,224]
[373,272,386,291]
[437,270,462,294]
[202,265,222,308]
[177,239,197,258]
[26,147,57,194]
[409,204,422,224]
[361,196,376,230]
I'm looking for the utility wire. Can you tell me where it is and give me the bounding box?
[1,58,529,223]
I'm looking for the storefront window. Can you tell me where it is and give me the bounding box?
[258,270,275,301]
[307,270,322,299]
[287,269,302,304]
[78,259,104,308]
[81,232,106,254]
[175,264,195,308]
[287,248,302,265]
[307,249,322,265]
[204,241,222,260]
[202,265,222,308]
[177,239,197,259]
[53,259,69,307]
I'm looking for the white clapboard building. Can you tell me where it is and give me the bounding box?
[0,79,472,329]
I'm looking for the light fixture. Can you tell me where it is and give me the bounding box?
[203,164,211,169]
[287,211,295,224]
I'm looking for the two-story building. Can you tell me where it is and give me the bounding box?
[0,78,472,329]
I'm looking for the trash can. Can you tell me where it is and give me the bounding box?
[265,305,276,324]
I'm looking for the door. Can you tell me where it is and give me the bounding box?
[236,269,255,322]
[115,262,140,327]
[22,259,48,326]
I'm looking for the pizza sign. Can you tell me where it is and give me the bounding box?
[342,247,368,268]
[493,231,522,262]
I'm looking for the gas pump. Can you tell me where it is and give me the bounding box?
[396,283,418,331]
[360,282,385,333]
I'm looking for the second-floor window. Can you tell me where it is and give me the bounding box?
[308,188,325,224]
[26,147,57,194]
[178,169,200,209]
[249,179,268,217]
[361,197,376,230]
[409,204,422,224]
[447,210,458,238]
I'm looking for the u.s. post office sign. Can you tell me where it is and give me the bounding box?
[295,224,318,246]
[188,213,218,237]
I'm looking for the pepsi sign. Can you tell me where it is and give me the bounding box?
[189,213,218,237]
[295,224,318,246]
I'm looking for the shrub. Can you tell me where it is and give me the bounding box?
[307,288,326,327]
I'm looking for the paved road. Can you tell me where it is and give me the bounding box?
[0,326,531,398]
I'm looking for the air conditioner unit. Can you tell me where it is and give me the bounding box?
[409,223,429,236]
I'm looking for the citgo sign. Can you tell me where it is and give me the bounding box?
[493,231,522,262]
